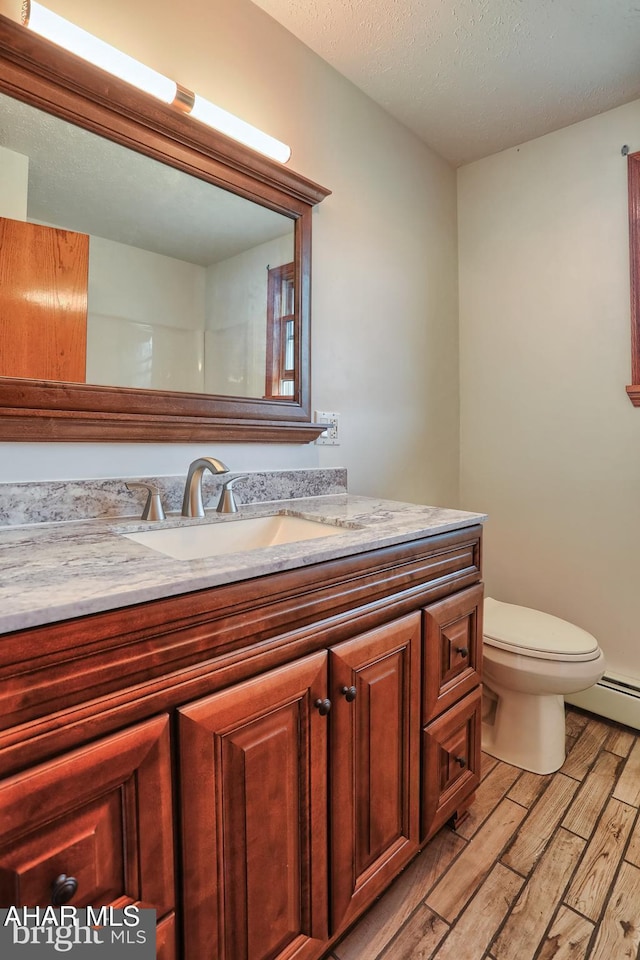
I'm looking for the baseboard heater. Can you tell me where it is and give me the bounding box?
[565,673,640,731]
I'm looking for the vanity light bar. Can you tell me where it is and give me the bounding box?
[185,93,291,165]
[4,1,291,163]
[20,2,177,103]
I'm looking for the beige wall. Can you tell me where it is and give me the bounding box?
[0,0,460,507]
[458,100,640,678]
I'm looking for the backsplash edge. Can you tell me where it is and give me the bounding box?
[0,468,348,527]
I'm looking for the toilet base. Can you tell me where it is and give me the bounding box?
[481,685,566,775]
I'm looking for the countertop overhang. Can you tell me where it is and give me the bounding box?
[0,495,486,634]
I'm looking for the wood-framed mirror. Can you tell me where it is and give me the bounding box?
[0,14,330,442]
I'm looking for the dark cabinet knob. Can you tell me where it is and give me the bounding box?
[455,646,469,658]
[341,685,357,702]
[314,698,332,716]
[51,874,78,906]
[455,756,466,768]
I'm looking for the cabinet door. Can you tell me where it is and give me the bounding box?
[329,613,421,932]
[0,715,174,917]
[422,687,482,840]
[156,912,176,960]
[423,583,483,720]
[179,651,329,960]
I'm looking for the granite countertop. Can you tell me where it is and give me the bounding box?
[0,494,486,635]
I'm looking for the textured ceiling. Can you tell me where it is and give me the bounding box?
[252,0,640,165]
[0,93,292,264]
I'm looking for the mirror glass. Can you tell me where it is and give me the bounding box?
[0,90,296,400]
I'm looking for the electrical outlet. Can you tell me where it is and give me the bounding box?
[314,410,340,445]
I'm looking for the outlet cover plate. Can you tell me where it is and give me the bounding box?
[314,410,340,445]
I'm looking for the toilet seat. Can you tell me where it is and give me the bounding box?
[483,597,600,663]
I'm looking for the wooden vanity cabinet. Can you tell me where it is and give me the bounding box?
[178,613,421,960]
[0,525,482,960]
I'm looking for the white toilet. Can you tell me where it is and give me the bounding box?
[482,597,605,774]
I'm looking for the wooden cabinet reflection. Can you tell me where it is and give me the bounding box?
[0,217,88,382]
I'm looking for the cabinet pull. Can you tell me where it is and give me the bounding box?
[51,874,78,906]
[455,646,469,658]
[455,756,466,768]
[340,685,357,702]
[314,698,332,716]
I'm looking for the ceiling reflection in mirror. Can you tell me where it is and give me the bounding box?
[0,90,295,399]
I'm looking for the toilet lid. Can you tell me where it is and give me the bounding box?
[483,597,601,662]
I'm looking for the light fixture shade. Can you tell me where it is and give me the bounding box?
[189,95,291,164]
[23,2,177,104]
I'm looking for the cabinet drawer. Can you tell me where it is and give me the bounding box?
[0,714,174,917]
[421,687,481,840]
[423,584,483,720]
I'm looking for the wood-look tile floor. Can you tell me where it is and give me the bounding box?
[331,708,640,960]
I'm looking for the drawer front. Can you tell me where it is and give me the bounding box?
[0,714,174,916]
[423,583,483,720]
[421,687,482,840]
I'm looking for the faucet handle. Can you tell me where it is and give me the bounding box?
[126,482,166,522]
[216,475,248,514]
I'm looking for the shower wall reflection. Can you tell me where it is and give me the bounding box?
[85,231,293,396]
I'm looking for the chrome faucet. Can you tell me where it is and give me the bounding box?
[182,457,229,518]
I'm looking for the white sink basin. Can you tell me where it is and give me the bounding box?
[123,513,345,560]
